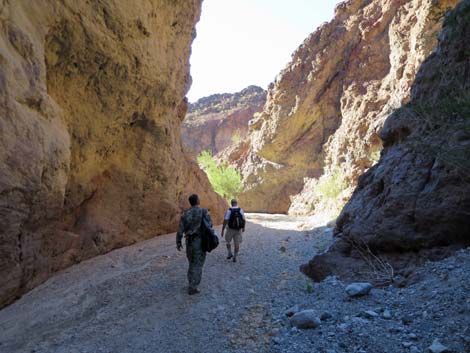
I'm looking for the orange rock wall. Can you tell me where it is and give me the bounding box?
[231,0,459,214]
[0,0,225,308]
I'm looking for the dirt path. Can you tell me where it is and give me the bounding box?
[0,214,331,353]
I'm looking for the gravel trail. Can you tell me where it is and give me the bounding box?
[0,214,328,353]
[0,214,468,353]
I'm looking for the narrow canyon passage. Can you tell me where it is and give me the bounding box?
[0,215,330,353]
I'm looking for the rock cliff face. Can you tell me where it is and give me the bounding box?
[0,0,225,308]
[182,85,266,156]
[302,0,470,282]
[230,0,459,214]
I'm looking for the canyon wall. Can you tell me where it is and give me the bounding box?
[0,0,225,308]
[228,0,459,214]
[182,85,266,156]
[302,0,470,282]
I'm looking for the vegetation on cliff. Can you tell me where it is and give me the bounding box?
[197,150,243,201]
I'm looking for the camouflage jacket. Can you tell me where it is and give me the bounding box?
[176,206,212,244]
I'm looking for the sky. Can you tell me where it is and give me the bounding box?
[187,0,340,102]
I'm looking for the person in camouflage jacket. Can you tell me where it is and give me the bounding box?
[176,194,212,295]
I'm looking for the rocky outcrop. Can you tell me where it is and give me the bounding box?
[230,0,459,214]
[301,0,470,282]
[0,0,225,308]
[182,85,266,155]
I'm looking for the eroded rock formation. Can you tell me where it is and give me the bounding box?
[229,0,459,214]
[302,0,470,282]
[0,0,225,308]
[182,85,266,156]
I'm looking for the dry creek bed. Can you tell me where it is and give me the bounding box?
[0,214,468,353]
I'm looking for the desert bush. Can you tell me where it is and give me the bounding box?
[197,150,243,200]
[231,129,242,143]
[314,168,347,199]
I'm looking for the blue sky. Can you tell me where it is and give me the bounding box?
[187,0,339,102]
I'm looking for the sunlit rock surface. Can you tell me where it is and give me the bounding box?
[228,0,459,214]
[302,0,470,282]
[182,85,266,156]
[0,0,226,308]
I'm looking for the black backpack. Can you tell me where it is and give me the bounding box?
[200,209,219,253]
[228,207,245,230]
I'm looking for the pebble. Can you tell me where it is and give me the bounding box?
[345,283,373,297]
[285,305,300,317]
[290,310,321,329]
[363,310,379,318]
[382,309,392,319]
[428,339,449,353]
[389,326,405,333]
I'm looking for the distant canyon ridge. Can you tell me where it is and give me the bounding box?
[182,86,266,156]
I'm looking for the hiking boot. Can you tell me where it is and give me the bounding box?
[188,288,200,295]
[233,256,237,263]
[227,253,233,260]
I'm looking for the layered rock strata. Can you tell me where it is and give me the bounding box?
[182,85,266,156]
[229,0,459,214]
[0,0,225,308]
[302,0,470,282]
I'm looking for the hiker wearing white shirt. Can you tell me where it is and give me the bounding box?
[221,199,246,262]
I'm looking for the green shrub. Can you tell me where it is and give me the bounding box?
[305,281,314,294]
[231,130,242,143]
[369,150,381,164]
[314,168,347,199]
[197,150,243,200]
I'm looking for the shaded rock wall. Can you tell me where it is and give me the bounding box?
[302,0,470,282]
[0,0,225,308]
[182,85,266,156]
[230,0,458,214]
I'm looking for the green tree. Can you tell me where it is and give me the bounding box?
[197,150,243,200]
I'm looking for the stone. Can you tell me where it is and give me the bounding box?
[389,326,405,334]
[285,305,300,317]
[363,310,379,319]
[345,283,373,297]
[290,310,321,329]
[382,310,392,319]
[428,339,449,353]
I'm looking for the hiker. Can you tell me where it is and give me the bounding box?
[221,198,246,262]
[176,194,213,295]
